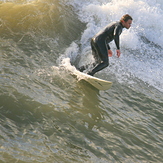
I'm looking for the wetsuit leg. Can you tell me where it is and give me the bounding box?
[91,39,101,64]
[78,39,100,72]
[88,40,109,76]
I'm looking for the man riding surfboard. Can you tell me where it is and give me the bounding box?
[78,14,133,76]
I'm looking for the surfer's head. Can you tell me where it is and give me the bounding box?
[120,14,132,29]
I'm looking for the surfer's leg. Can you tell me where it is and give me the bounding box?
[87,60,109,76]
[78,39,100,72]
[91,39,101,64]
[88,42,109,76]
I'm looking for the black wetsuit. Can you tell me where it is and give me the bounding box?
[88,21,124,76]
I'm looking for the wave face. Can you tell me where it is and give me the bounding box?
[0,0,163,162]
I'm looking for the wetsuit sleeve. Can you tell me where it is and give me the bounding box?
[113,25,122,50]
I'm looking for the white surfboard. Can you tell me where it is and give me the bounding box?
[73,71,112,90]
[60,58,112,90]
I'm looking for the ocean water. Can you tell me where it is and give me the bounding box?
[0,0,163,162]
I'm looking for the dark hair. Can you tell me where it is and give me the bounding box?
[120,14,133,22]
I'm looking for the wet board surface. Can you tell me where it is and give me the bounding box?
[73,71,112,90]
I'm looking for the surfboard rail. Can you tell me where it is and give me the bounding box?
[74,71,112,90]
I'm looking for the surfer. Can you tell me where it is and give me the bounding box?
[78,14,133,76]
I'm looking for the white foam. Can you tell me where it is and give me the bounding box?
[62,0,163,92]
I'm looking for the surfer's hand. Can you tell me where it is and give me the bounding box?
[116,50,121,58]
[108,50,113,57]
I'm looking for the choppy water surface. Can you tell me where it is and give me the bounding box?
[0,0,163,162]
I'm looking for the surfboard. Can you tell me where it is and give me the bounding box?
[73,70,112,90]
[60,58,112,90]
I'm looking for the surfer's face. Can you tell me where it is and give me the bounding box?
[122,19,132,29]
